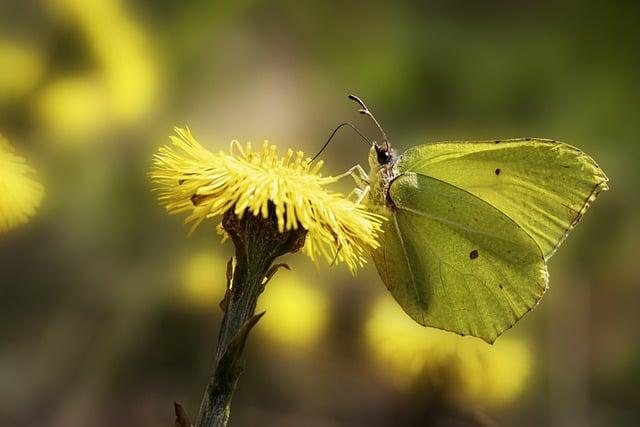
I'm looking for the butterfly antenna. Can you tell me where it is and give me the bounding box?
[311,122,372,161]
[348,94,389,147]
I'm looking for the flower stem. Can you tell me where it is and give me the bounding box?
[195,208,306,427]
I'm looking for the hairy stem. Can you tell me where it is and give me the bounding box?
[195,208,306,427]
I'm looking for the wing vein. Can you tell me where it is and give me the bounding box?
[393,214,426,323]
[399,205,527,249]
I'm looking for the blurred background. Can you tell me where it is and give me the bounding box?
[1,1,638,426]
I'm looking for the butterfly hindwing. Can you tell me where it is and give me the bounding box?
[371,173,548,343]
[396,139,608,259]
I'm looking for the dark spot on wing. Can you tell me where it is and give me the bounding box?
[495,168,501,175]
[525,138,531,141]
[469,249,479,260]
[499,284,504,289]
[494,140,500,144]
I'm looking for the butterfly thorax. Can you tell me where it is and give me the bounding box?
[367,145,400,212]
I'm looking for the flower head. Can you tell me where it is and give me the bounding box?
[0,136,44,232]
[150,127,383,272]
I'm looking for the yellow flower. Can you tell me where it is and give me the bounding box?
[0,136,44,232]
[179,250,227,307]
[150,127,383,272]
[365,296,531,405]
[0,40,44,102]
[37,0,158,140]
[257,269,328,349]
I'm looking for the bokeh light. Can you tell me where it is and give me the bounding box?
[257,269,329,350]
[33,0,159,141]
[366,296,531,405]
[179,250,227,308]
[0,41,44,102]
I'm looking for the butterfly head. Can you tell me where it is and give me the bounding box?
[368,141,397,173]
[348,95,396,166]
[374,141,395,165]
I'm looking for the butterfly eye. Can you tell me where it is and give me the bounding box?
[375,145,392,164]
[377,150,389,164]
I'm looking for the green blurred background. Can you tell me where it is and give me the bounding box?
[1,1,638,426]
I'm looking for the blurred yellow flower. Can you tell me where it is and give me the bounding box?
[38,0,158,139]
[257,270,328,349]
[0,41,44,102]
[36,77,108,140]
[180,250,227,307]
[150,127,383,272]
[0,136,44,232]
[366,296,531,405]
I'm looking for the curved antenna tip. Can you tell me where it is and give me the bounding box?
[347,94,388,144]
[348,94,367,110]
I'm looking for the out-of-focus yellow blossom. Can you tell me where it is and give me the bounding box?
[50,0,157,122]
[0,41,44,102]
[366,296,531,405]
[150,127,384,273]
[0,136,43,232]
[36,77,108,141]
[180,251,226,307]
[256,270,328,349]
[38,0,158,139]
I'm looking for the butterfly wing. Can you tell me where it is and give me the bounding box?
[396,139,608,259]
[371,172,548,343]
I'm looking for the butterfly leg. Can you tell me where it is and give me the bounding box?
[334,164,369,188]
[344,184,370,205]
[353,185,370,205]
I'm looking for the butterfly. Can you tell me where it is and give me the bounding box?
[344,95,608,343]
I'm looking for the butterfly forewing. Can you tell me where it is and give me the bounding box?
[396,139,608,259]
[372,173,548,343]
